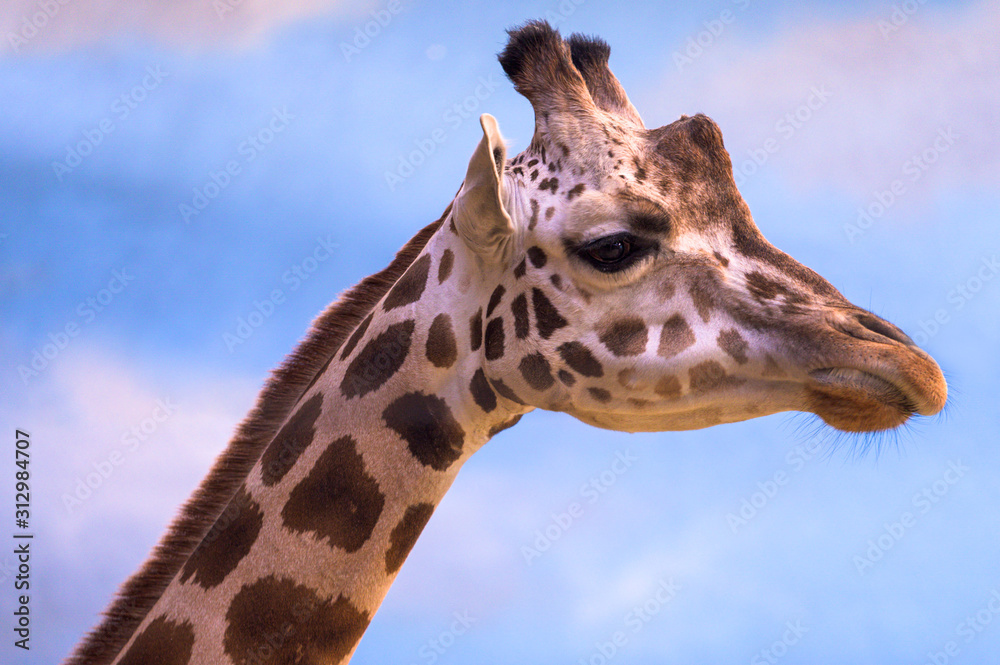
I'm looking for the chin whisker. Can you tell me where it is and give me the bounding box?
[780,410,921,464]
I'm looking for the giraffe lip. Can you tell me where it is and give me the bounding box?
[808,368,917,415]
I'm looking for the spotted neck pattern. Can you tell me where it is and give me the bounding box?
[97,220,529,665]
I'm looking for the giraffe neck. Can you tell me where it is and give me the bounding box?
[109,224,529,664]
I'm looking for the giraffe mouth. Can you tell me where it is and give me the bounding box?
[806,367,918,432]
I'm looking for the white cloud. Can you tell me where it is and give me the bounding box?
[10,342,256,563]
[1,0,378,55]
[652,0,1000,199]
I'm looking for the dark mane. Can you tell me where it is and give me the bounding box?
[67,210,448,665]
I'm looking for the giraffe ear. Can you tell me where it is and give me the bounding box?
[453,114,513,264]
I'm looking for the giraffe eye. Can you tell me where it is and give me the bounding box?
[589,238,631,263]
[578,232,651,272]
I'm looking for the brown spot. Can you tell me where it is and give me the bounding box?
[527,246,547,268]
[557,341,603,377]
[514,259,527,279]
[657,276,676,300]
[488,413,524,437]
[689,280,716,323]
[383,253,431,311]
[383,392,466,471]
[763,354,786,377]
[567,183,586,200]
[484,317,505,360]
[545,206,556,221]
[469,308,483,351]
[118,616,195,665]
[745,271,790,302]
[550,274,563,290]
[489,377,526,405]
[528,198,540,230]
[527,158,538,167]
[588,387,612,403]
[511,293,529,339]
[470,368,497,413]
[558,369,576,386]
[340,320,415,399]
[385,503,435,575]
[632,156,647,182]
[519,353,555,391]
[180,486,262,590]
[654,375,681,399]
[438,249,454,284]
[532,288,568,339]
[688,360,744,393]
[260,392,324,486]
[530,169,539,182]
[486,285,505,317]
[717,328,749,364]
[539,177,559,193]
[282,435,384,552]
[657,314,696,360]
[340,313,373,360]
[426,314,458,368]
[599,318,648,356]
[713,251,729,267]
[224,576,369,665]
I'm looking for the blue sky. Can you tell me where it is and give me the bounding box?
[1,0,998,663]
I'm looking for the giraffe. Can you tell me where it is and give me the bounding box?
[69,20,947,665]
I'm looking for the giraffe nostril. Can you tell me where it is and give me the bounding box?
[854,313,915,346]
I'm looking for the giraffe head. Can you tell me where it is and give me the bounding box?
[449,21,946,434]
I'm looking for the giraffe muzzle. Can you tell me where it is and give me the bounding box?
[803,313,948,431]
